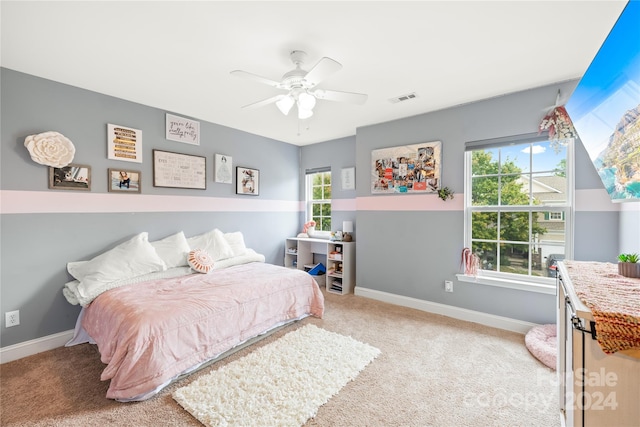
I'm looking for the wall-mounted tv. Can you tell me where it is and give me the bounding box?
[565,0,640,202]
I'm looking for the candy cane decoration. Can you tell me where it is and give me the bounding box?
[461,247,480,276]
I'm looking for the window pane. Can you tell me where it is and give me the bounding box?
[472,149,499,176]
[499,212,530,243]
[471,212,497,240]
[473,241,496,271]
[321,203,331,216]
[536,211,566,257]
[500,243,530,276]
[500,174,531,206]
[312,203,321,216]
[472,176,498,206]
[500,144,530,174]
[324,184,331,199]
[531,173,567,206]
[500,151,527,175]
[323,173,331,185]
[312,186,322,200]
[532,140,567,173]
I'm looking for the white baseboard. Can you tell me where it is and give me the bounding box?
[0,329,74,364]
[354,287,537,334]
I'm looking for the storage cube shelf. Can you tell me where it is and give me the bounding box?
[284,237,355,295]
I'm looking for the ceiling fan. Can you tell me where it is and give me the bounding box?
[231,50,368,119]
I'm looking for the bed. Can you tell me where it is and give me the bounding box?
[63,229,325,401]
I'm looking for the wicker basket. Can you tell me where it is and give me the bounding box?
[618,262,640,278]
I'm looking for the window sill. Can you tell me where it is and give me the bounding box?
[456,273,556,295]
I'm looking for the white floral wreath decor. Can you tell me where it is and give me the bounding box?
[24,131,76,168]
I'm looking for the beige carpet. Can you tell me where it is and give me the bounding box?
[0,290,559,426]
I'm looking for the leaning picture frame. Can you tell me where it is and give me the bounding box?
[108,168,141,193]
[48,164,91,191]
[236,167,259,195]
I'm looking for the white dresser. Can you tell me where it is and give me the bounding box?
[557,261,640,427]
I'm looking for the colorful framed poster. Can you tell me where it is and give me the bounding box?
[166,113,200,145]
[153,149,206,190]
[107,124,142,163]
[215,154,233,183]
[371,141,442,194]
[236,167,259,195]
[108,168,141,193]
[48,164,91,191]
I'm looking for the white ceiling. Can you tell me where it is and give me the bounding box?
[1,1,627,146]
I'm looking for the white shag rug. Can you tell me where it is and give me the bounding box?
[173,324,381,427]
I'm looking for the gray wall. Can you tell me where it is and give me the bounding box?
[354,80,623,325]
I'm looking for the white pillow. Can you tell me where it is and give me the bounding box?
[187,229,235,261]
[67,232,167,297]
[150,231,190,268]
[224,231,248,257]
[188,249,214,273]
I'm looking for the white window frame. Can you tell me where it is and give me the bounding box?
[458,133,574,295]
[305,169,332,235]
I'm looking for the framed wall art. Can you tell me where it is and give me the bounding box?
[236,167,259,195]
[153,149,206,190]
[371,141,442,194]
[108,168,141,193]
[341,167,355,190]
[107,124,142,163]
[166,113,200,145]
[48,164,91,191]
[215,154,233,184]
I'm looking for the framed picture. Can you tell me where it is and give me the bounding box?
[48,164,91,191]
[107,124,142,163]
[236,167,259,195]
[215,154,233,184]
[153,149,206,190]
[108,168,141,193]
[341,167,355,190]
[166,113,200,145]
[371,141,442,194]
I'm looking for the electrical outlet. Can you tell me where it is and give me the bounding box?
[5,310,20,327]
[444,280,453,293]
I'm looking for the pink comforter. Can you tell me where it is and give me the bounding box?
[82,262,325,400]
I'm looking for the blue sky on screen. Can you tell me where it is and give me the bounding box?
[565,0,640,162]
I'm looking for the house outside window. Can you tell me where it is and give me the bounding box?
[306,170,331,231]
[462,133,573,291]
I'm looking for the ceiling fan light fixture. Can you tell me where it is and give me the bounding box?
[298,107,313,120]
[276,95,295,115]
[297,92,317,110]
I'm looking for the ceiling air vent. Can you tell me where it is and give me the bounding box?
[389,92,418,104]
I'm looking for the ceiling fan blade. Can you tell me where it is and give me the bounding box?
[303,57,342,87]
[231,70,281,88]
[313,89,368,105]
[241,94,285,109]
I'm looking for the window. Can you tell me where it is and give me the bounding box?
[463,133,573,290]
[548,212,563,221]
[306,170,331,231]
